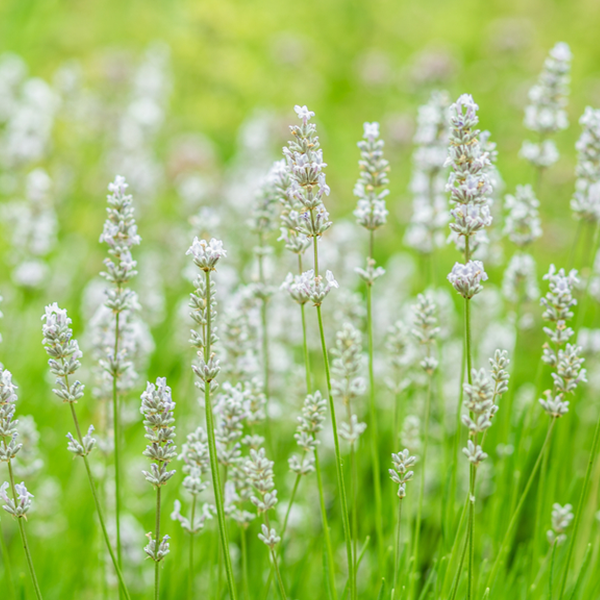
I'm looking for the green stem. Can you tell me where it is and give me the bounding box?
[270,547,287,600]
[393,500,403,595]
[313,234,354,600]
[410,376,433,598]
[449,526,469,600]
[467,463,475,600]
[68,404,132,600]
[258,233,270,400]
[241,526,250,600]
[189,498,196,599]
[549,540,558,600]
[441,495,469,597]
[558,408,600,599]
[5,460,43,600]
[112,309,122,575]
[366,280,384,571]
[316,304,355,600]
[486,419,556,591]
[154,486,161,600]
[203,269,238,600]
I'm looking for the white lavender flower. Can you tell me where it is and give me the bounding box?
[389,449,416,499]
[447,261,488,299]
[66,425,96,457]
[186,237,227,272]
[0,481,33,519]
[0,368,22,463]
[445,94,493,254]
[462,439,488,466]
[502,253,540,304]
[385,321,413,395]
[214,382,249,467]
[245,448,278,514]
[521,42,572,168]
[281,272,311,305]
[571,107,600,222]
[288,391,327,475]
[140,378,177,488]
[331,323,366,405]
[258,523,281,549]
[462,369,498,435]
[144,533,170,562]
[411,294,440,373]
[355,258,386,286]
[489,350,511,397]
[405,91,450,254]
[41,303,85,404]
[353,121,389,231]
[282,105,332,238]
[504,185,542,247]
[547,503,574,545]
[340,414,367,444]
[294,269,339,306]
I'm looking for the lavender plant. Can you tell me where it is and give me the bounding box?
[0,367,42,600]
[41,303,131,599]
[140,378,176,600]
[187,237,237,600]
[99,175,141,571]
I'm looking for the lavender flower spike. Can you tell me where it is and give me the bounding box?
[447,260,488,299]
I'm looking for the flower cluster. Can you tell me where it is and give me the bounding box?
[100,175,141,312]
[445,94,493,249]
[141,378,177,487]
[289,391,327,476]
[384,321,413,395]
[283,269,338,306]
[521,42,572,168]
[214,382,250,467]
[546,503,573,546]
[0,368,34,520]
[172,427,214,535]
[462,350,510,465]
[388,449,416,499]
[502,253,540,304]
[447,260,488,299]
[188,239,226,394]
[504,185,542,247]
[539,266,586,417]
[353,121,389,231]
[411,294,440,374]
[405,91,450,254]
[571,107,600,222]
[282,105,332,238]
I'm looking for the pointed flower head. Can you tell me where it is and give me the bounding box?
[447,260,488,299]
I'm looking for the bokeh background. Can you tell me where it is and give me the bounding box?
[1,0,600,598]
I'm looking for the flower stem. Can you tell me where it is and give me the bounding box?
[410,376,433,598]
[68,404,132,600]
[112,309,123,578]
[154,486,161,600]
[258,232,270,400]
[366,274,384,570]
[203,270,238,600]
[189,498,196,599]
[558,407,600,599]
[241,526,250,600]
[486,419,556,590]
[5,461,43,600]
[549,539,558,600]
[393,500,403,594]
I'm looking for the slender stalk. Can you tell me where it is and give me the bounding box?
[0,519,16,600]
[112,309,123,574]
[189,497,196,599]
[316,304,355,600]
[366,231,384,571]
[4,460,42,600]
[449,526,469,600]
[68,404,132,600]
[154,486,162,600]
[486,419,556,590]
[297,249,337,600]
[270,547,287,600]
[441,495,469,597]
[467,463,475,600]
[240,526,250,600]
[558,409,600,599]
[410,376,433,598]
[313,234,353,599]
[204,270,238,600]
[393,500,403,594]
[549,539,558,600]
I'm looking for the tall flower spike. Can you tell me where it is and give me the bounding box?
[502,253,540,304]
[389,449,416,499]
[571,107,600,222]
[447,261,488,299]
[504,184,542,247]
[289,391,327,476]
[405,90,450,254]
[353,121,389,231]
[521,42,571,169]
[411,294,440,374]
[141,377,176,567]
[547,503,574,545]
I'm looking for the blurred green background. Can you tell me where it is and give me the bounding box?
[1,0,600,598]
